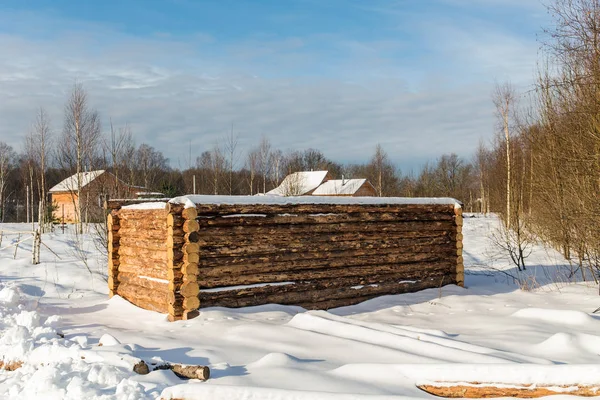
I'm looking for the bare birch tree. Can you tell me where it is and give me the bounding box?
[493,82,516,229]
[60,83,102,234]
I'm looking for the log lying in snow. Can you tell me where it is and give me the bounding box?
[0,360,23,371]
[418,384,600,398]
[134,360,210,381]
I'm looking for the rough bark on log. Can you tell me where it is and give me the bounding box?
[200,275,455,309]
[199,235,453,258]
[199,220,456,238]
[196,230,457,247]
[199,261,454,288]
[197,212,454,227]
[170,364,209,380]
[200,248,456,274]
[194,203,455,216]
[418,384,600,398]
[199,246,456,268]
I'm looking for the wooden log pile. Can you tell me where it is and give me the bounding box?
[107,198,464,320]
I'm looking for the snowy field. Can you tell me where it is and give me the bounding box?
[0,215,599,399]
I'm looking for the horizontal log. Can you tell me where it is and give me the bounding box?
[199,236,454,258]
[118,271,170,292]
[197,212,454,228]
[200,262,455,289]
[194,203,455,216]
[197,227,456,243]
[119,247,168,266]
[118,208,168,221]
[118,259,168,280]
[118,227,168,241]
[116,282,169,313]
[200,245,457,267]
[119,237,168,252]
[197,220,457,237]
[197,230,458,249]
[200,274,455,309]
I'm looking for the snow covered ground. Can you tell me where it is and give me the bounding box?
[0,214,599,399]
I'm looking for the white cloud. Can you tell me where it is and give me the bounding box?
[0,6,540,170]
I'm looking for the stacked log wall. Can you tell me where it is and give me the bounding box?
[112,208,170,314]
[193,202,463,310]
[108,199,464,318]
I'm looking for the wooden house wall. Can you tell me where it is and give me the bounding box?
[107,199,464,321]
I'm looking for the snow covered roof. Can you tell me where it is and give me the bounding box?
[170,194,461,209]
[266,171,329,196]
[312,179,370,196]
[49,170,106,193]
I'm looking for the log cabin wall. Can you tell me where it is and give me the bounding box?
[108,198,463,321]
[191,201,464,310]
[108,206,171,314]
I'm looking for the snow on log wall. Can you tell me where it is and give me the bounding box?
[107,198,464,321]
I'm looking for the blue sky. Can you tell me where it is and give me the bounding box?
[0,0,548,171]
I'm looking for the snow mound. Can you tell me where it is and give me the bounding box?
[99,333,122,347]
[512,308,595,326]
[0,287,20,306]
[161,383,414,400]
[536,332,600,356]
[248,352,307,368]
[0,283,171,399]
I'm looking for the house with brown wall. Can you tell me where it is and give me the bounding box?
[49,170,143,223]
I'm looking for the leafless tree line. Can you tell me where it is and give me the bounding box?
[479,0,600,279]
